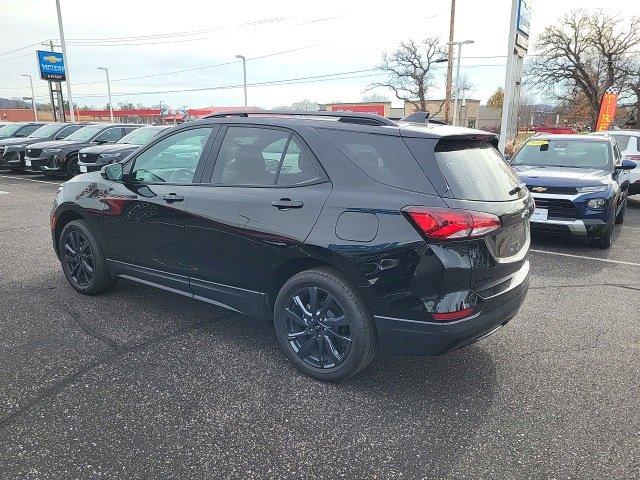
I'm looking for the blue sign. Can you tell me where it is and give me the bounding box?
[517,0,531,37]
[36,50,66,81]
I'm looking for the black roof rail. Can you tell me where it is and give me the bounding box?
[203,110,398,127]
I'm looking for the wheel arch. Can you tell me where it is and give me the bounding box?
[53,207,86,256]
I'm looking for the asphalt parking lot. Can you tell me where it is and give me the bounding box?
[1,171,639,479]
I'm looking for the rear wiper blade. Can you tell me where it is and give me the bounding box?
[508,184,525,196]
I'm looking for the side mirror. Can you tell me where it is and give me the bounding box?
[615,159,637,170]
[101,162,123,181]
[95,139,108,145]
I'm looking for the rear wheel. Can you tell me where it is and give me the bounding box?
[274,267,377,381]
[59,220,115,294]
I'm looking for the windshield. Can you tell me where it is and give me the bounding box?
[27,124,60,138]
[64,125,105,142]
[512,139,612,169]
[0,123,24,136]
[117,127,163,145]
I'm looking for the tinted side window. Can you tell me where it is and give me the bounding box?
[131,127,213,183]
[319,130,433,193]
[55,125,83,139]
[211,127,289,186]
[94,127,124,143]
[18,124,42,136]
[276,138,318,186]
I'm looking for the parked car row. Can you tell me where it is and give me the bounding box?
[0,121,170,177]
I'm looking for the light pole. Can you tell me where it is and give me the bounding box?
[55,0,75,121]
[235,54,247,107]
[21,74,37,121]
[448,39,474,126]
[97,67,113,122]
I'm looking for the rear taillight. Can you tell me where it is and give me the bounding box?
[403,207,501,240]
[432,307,475,321]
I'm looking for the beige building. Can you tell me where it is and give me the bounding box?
[404,99,481,128]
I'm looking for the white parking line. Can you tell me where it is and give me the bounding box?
[0,190,8,194]
[0,174,62,186]
[531,249,640,267]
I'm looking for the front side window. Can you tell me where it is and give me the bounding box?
[17,124,42,136]
[117,127,162,145]
[512,139,612,169]
[130,127,213,184]
[211,126,318,186]
[94,127,125,143]
[611,134,635,152]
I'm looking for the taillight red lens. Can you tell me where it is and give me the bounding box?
[403,207,501,240]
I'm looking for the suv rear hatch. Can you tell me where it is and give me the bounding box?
[404,135,533,295]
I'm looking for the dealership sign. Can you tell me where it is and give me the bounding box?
[36,50,66,81]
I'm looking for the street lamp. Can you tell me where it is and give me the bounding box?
[235,54,247,108]
[97,67,113,122]
[448,39,474,126]
[21,74,37,121]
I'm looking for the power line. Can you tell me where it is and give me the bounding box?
[0,41,44,57]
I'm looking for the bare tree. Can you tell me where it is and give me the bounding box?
[528,10,640,128]
[367,38,446,112]
[361,92,389,103]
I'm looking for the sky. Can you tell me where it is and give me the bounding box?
[0,0,638,110]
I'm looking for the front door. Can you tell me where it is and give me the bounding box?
[186,125,331,316]
[103,126,216,293]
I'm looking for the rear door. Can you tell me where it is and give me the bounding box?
[405,136,533,291]
[186,125,331,316]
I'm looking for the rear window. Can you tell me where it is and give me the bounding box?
[434,140,523,201]
[319,130,434,193]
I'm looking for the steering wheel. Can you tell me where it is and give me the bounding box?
[169,168,195,183]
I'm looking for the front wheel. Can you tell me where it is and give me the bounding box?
[65,154,81,178]
[274,267,377,381]
[592,222,614,249]
[59,220,115,294]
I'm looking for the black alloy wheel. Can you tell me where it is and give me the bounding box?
[66,154,81,177]
[284,286,352,369]
[62,229,95,288]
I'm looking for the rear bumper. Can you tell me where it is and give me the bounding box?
[374,261,529,356]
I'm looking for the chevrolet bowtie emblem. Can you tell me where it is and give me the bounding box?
[531,186,547,192]
[43,55,61,63]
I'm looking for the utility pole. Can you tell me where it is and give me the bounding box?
[97,67,113,122]
[22,74,38,121]
[55,0,75,121]
[444,0,455,124]
[236,54,247,107]
[449,40,474,126]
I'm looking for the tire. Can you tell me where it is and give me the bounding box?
[592,222,614,249]
[615,195,627,225]
[273,267,377,381]
[65,154,80,178]
[58,220,115,294]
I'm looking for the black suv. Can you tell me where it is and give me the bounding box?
[24,123,142,177]
[51,111,532,381]
[0,121,48,141]
[77,125,170,173]
[0,122,89,171]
